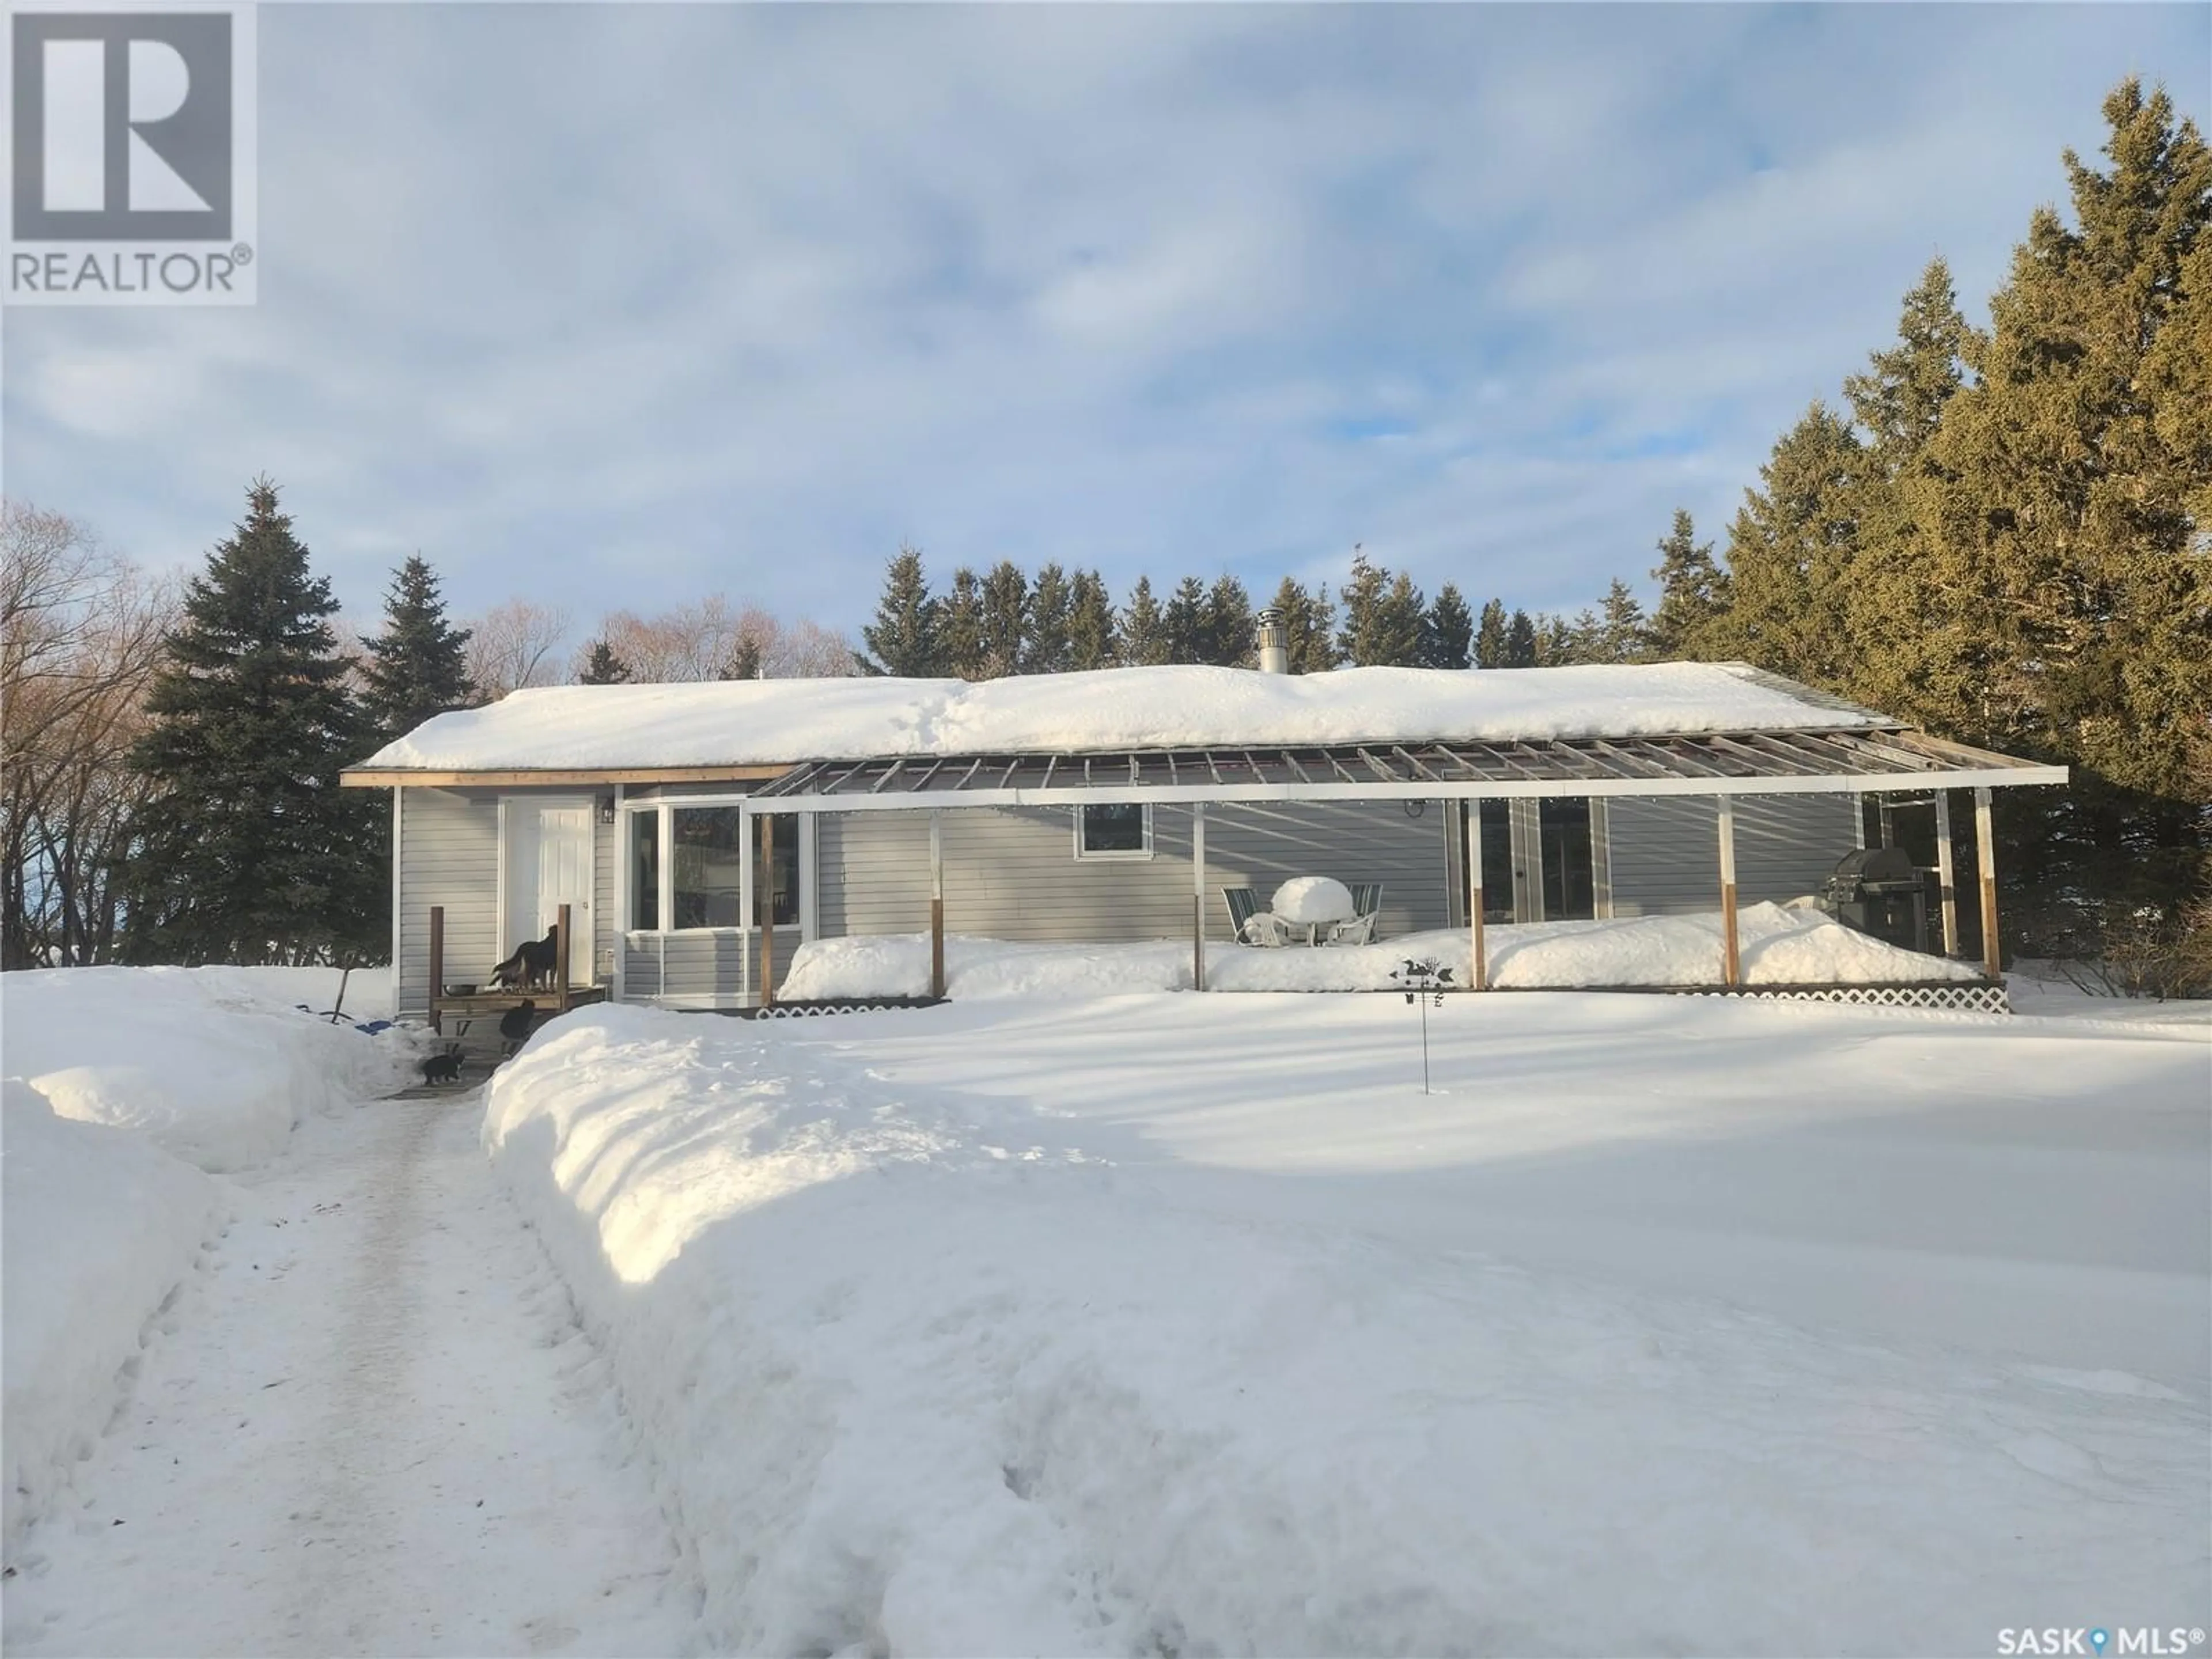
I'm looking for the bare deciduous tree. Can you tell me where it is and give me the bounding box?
[464,599,571,699]
[2,501,177,967]
[582,594,855,683]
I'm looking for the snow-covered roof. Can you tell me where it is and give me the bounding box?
[353,662,1888,776]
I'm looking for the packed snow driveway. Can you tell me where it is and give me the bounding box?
[3,1089,700,1658]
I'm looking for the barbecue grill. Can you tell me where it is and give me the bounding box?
[1819,846,1929,954]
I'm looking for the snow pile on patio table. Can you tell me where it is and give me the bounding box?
[3,1080,218,1550]
[0,967,422,1172]
[362,661,1878,772]
[483,1005,2206,1655]
[779,903,1980,999]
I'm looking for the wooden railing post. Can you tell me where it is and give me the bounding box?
[929,809,945,1000]
[1933,790,1960,957]
[1717,796,1740,988]
[1467,805,1488,991]
[1975,786,2001,979]
[428,904,445,1034]
[757,813,777,1009]
[555,903,571,1012]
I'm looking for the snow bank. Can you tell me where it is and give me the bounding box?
[779,903,1982,1000]
[0,967,422,1172]
[361,661,1879,772]
[3,1080,218,1550]
[484,1006,2205,1655]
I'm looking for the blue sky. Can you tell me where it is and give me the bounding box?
[4,3,2206,646]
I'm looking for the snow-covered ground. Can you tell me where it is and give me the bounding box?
[484,992,2210,1656]
[3,966,414,1172]
[779,903,1981,999]
[2,1087,700,1656]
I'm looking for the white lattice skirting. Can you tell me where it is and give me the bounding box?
[1679,982,2010,1014]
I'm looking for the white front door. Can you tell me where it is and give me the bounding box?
[502,798,595,984]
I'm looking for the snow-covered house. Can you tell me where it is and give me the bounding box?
[342,658,2065,1021]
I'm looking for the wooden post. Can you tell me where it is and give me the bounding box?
[1877,799,1896,849]
[1191,803,1207,991]
[1933,790,1960,958]
[929,810,945,1000]
[757,814,776,1009]
[1467,805,1488,990]
[1717,796,1740,988]
[555,903,571,1012]
[1975,786,2001,979]
[428,904,445,1034]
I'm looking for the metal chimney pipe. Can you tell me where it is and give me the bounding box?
[1255,607,1290,674]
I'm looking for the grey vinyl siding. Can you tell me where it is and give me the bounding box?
[819,802,1453,944]
[622,928,800,1002]
[395,787,499,1022]
[395,786,619,1021]
[1605,794,1856,916]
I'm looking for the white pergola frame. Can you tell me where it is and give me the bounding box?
[735,725,2065,1004]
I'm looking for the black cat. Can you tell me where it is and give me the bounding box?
[498,999,537,1058]
[489,926,560,990]
[419,1044,465,1086]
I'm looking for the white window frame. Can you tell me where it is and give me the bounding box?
[621,796,803,935]
[1073,802,1154,862]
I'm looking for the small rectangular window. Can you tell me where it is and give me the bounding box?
[672,806,745,928]
[1075,803,1152,860]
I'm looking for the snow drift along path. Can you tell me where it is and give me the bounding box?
[2,1089,699,1658]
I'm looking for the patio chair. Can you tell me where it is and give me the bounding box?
[1348,882,1384,920]
[1241,911,1297,948]
[1323,911,1377,947]
[1221,886,1260,940]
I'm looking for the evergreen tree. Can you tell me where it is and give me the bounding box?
[578,639,631,684]
[1334,551,1387,664]
[1845,258,1972,467]
[1546,609,1600,666]
[1649,508,1731,661]
[939,568,985,679]
[1475,598,1509,668]
[123,479,382,965]
[1268,577,1338,673]
[1336,551,1425,666]
[1708,412,1861,684]
[1119,576,1170,665]
[1024,563,1073,674]
[1422,584,1474,669]
[1597,578,1651,663]
[361,554,473,740]
[1164,576,1210,664]
[1203,575,1255,666]
[1067,570,1119,669]
[1503,608,1538,668]
[857,544,941,676]
[977,561,1029,679]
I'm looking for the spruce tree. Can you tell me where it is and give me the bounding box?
[977,561,1028,679]
[578,640,632,684]
[1203,575,1255,666]
[857,545,941,676]
[1067,570,1119,669]
[1597,579,1651,662]
[1119,577,1170,665]
[1024,563,1073,674]
[124,479,382,965]
[1163,576,1209,664]
[1422,584,1474,669]
[361,554,474,740]
[1707,412,1861,684]
[1503,609,1538,668]
[1335,551,1387,664]
[1268,577,1338,673]
[1475,598,1509,668]
[1648,509,1730,661]
[721,637,763,680]
[940,568,985,679]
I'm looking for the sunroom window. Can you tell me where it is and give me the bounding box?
[1075,803,1151,859]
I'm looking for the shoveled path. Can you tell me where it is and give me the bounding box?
[3,1088,700,1657]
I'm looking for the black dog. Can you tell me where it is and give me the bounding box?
[498,999,537,1058]
[490,926,560,991]
[419,1044,465,1087]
